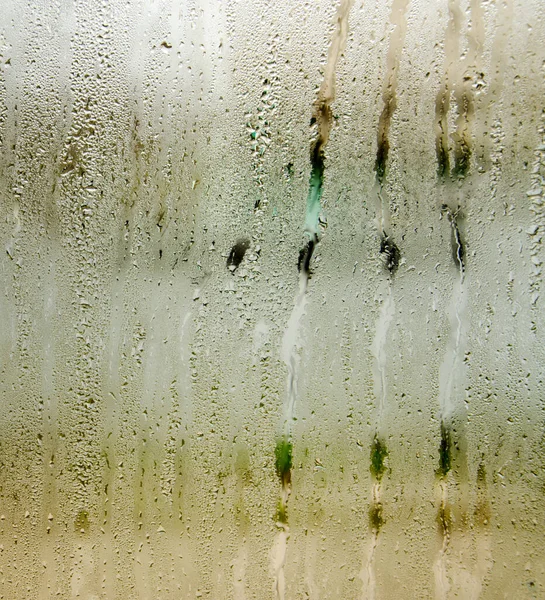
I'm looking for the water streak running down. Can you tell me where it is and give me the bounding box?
[432,0,484,591]
[373,0,410,260]
[434,210,468,599]
[371,289,396,420]
[434,478,451,600]
[281,276,309,432]
[362,1,410,596]
[435,285,468,598]
[303,0,354,243]
[271,2,353,597]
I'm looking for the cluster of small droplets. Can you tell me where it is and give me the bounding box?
[245,34,279,203]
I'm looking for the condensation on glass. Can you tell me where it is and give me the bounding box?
[0,0,544,598]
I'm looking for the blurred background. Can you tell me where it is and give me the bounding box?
[0,0,544,598]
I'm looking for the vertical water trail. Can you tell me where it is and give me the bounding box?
[302,0,353,246]
[434,205,467,600]
[433,0,484,594]
[432,2,462,596]
[361,1,410,597]
[373,0,410,253]
[433,19,460,600]
[271,2,353,598]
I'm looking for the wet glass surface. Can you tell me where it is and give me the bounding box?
[0,1,544,598]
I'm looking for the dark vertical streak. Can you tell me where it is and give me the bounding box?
[310,112,328,179]
[435,85,451,180]
[274,436,292,524]
[375,91,396,185]
[370,435,388,482]
[374,0,410,185]
[435,0,478,182]
[443,205,466,273]
[297,237,316,276]
[369,434,388,533]
[451,217,465,273]
[438,420,453,477]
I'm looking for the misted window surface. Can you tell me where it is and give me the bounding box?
[0,0,544,598]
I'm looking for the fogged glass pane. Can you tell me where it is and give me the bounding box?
[0,0,544,598]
